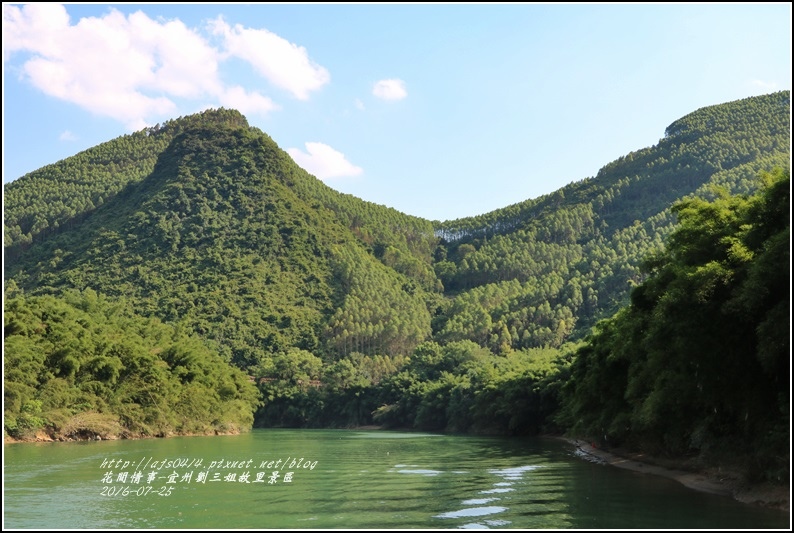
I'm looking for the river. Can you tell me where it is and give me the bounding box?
[3,429,788,529]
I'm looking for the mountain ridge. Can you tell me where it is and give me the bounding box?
[5,91,790,359]
[3,92,790,458]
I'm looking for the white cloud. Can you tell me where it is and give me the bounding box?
[2,4,324,129]
[3,4,217,128]
[127,10,223,99]
[209,16,329,100]
[373,79,407,101]
[59,130,77,141]
[287,142,363,180]
[354,98,365,111]
[2,3,71,61]
[219,85,279,116]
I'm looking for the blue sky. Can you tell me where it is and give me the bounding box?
[2,3,791,222]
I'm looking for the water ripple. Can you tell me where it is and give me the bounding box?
[395,469,442,476]
[480,488,514,494]
[461,498,499,505]
[488,465,540,478]
[435,506,508,519]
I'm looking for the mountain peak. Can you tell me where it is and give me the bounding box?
[145,107,250,137]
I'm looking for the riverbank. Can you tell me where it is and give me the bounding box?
[563,438,789,512]
[4,426,246,444]
[4,432,243,444]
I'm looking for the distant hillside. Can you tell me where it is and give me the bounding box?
[431,91,790,345]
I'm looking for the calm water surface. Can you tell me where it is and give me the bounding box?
[3,429,789,529]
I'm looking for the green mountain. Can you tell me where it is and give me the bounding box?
[6,116,435,369]
[431,91,790,350]
[4,91,790,464]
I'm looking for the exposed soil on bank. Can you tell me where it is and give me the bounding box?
[563,438,790,513]
[5,425,384,444]
[4,428,244,444]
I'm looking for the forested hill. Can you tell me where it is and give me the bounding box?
[431,91,789,345]
[4,109,438,291]
[5,109,248,251]
[5,117,434,369]
[434,91,790,243]
[3,91,790,458]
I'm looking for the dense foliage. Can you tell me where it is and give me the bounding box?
[4,287,259,440]
[4,109,249,253]
[558,168,790,481]
[432,91,790,349]
[6,122,431,369]
[249,340,569,436]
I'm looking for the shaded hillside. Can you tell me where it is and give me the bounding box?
[4,109,249,253]
[558,168,790,482]
[4,110,439,291]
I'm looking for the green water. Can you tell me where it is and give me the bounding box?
[3,429,788,529]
